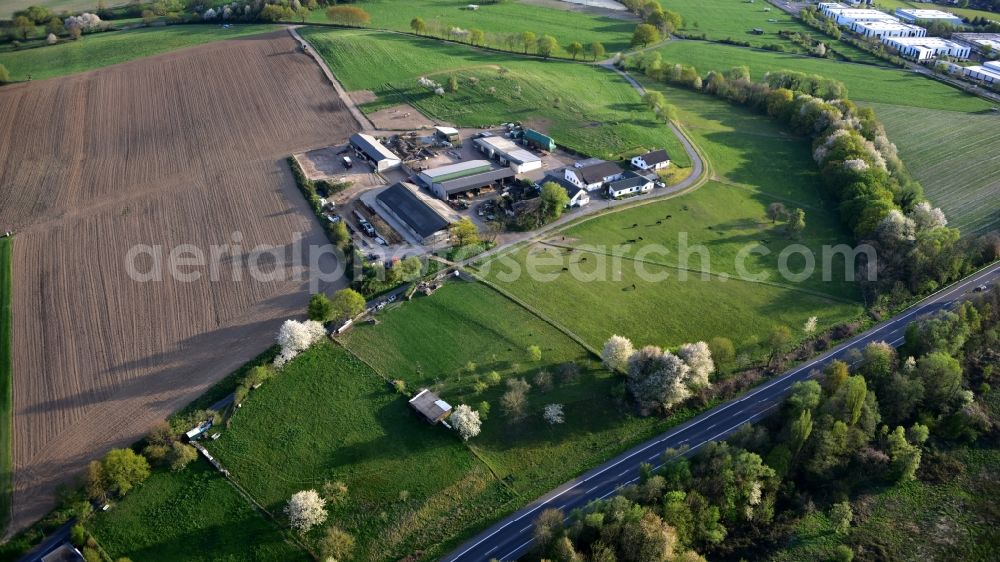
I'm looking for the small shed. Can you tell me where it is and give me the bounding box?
[409,389,452,423]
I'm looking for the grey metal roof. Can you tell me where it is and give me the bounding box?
[409,389,452,422]
[608,171,651,191]
[376,182,450,239]
[350,133,400,163]
[436,168,515,195]
[639,149,670,165]
[574,161,621,184]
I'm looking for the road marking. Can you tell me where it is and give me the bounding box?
[500,538,535,561]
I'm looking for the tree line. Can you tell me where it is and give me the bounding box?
[527,286,1000,561]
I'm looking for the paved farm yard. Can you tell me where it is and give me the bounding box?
[0,31,356,532]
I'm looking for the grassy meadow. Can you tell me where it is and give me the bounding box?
[306,0,638,55]
[655,40,993,112]
[0,24,279,81]
[89,461,309,562]
[300,28,691,164]
[0,238,11,534]
[479,84,865,355]
[872,0,1000,24]
[870,102,1000,236]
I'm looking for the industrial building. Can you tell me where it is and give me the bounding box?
[349,133,402,172]
[473,135,543,173]
[818,3,898,26]
[434,126,460,143]
[894,8,964,26]
[418,159,516,199]
[375,182,451,244]
[963,60,1000,84]
[418,160,493,186]
[882,36,971,60]
[851,20,926,39]
[952,33,1000,57]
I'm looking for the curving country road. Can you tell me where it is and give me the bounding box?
[441,261,1000,562]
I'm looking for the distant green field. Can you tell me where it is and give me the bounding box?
[872,0,1000,23]
[89,461,309,562]
[0,24,279,81]
[306,0,637,56]
[301,28,690,163]
[655,40,993,112]
[480,85,865,354]
[0,0,127,19]
[665,0,885,63]
[870,102,1000,236]
[0,238,11,534]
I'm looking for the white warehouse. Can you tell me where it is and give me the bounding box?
[882,36,971,60]
[963,60,1000,84]
[472,135,543,173]
[819,3,898,26]
[894,8,964,26]
[851,20,926,40]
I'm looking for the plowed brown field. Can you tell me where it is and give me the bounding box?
[0,30,356,532]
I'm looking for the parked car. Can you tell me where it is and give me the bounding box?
[342,156,353,169]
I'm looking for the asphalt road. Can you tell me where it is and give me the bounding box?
[441,261,1000,562]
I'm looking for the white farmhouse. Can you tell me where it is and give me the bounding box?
[630,149,671,171]
[607,171,654,199]
[564,160,623,191]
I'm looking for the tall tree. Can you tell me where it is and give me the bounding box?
[566,41,583,59]
[537,35,558,58]
[410,16,426,35]
[540,182,570,220]
[307,293,334,322]
[520,31,537,54]
[631,23,660,47]
[330,288,366,323]
[590,41,606,61]
[326,5,370,26]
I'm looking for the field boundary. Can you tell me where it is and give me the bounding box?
[0,237,11,535]
[469,274,601,358]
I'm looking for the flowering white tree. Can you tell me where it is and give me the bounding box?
[543,403,565,425]
[602,334,634,373]
[64,13,102,32]
[285,490,327,532]
[803,316,818,337]
[275,319,326,367]
[626,346,692,414]
[450,404,481,441]
[203,8,217,19]
[677,341,714,389]
[876,210,916,242]
[910,201,947,231]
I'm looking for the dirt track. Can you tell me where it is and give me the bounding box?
[0,31,357,532]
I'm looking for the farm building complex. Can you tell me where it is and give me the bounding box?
[350,133,402,172]
[631,149,671,171]
[565,160,624,191]
[375,182,451,244]
[418,160,516,200]
[543,173,591,208]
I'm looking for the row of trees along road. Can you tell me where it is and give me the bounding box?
[529,286,1000,561]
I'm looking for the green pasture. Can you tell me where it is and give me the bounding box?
[89,461,309,562]
[655,40,993,111]
[306,0,638,55]
[0,24,279,81]
[872,0,1000,24]
[300,28,690,163]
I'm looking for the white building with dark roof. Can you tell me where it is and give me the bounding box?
[630,149,671,171]
[882,36,971,60]
[543,173,590,207]
[607,171,654,199]
[564,160,623,191]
